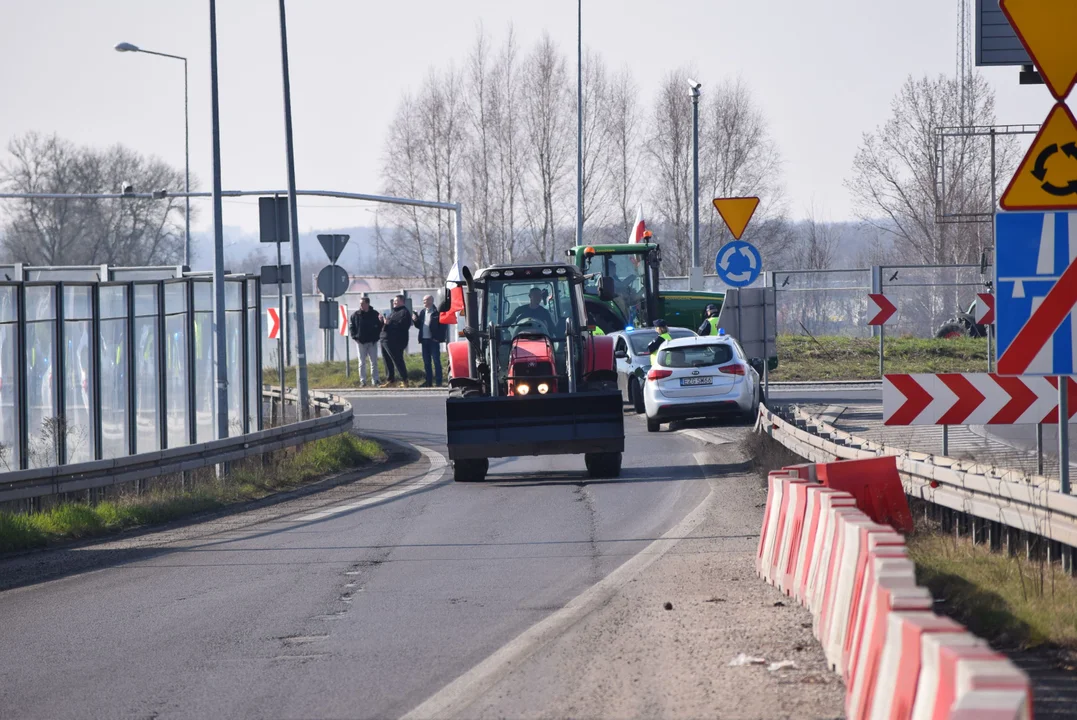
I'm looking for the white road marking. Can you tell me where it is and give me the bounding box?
[401,453,719,720]
[295,442,447,522]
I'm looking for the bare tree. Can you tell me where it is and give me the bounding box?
[848,73,1014,266]
[378,66,468,283]
[579,50,612,235]
[521,33,572,262]
[648,70,695,275]
[605,67,643,243]
[0,132,188,266]
[700,78,789,268]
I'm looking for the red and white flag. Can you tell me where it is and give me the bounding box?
[628,206,646,244]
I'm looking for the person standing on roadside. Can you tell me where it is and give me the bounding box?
[349,297,383,388]
[380,294,412,388]
[412,294,446,387]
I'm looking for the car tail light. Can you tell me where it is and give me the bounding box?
[647,368,673,381]
[720,363,746,376]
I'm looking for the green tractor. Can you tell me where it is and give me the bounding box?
[566,242,725,334]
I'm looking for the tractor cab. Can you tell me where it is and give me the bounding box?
[569,243,662,333]
[474,264,588,394]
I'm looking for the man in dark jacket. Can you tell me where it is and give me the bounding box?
[380,295,412,387]
[413,294,447,387]
[349,297,384,387]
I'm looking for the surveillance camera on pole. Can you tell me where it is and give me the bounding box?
[687,78,702,290]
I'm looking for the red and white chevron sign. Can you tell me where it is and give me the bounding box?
[267,307,281,340]
[868,294,897,326]
[974,293,995,325]
[884,373,1077,426]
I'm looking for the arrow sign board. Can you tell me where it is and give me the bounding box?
[316,265,350,299]
[867,294,897,326]
[884,373,1077,426]
[267,307,282,340]
[338,304,349,337]
[714,240,762,288]
[712,197,760,240]
[996,211,1077,375]
[1000,0,1077,101]
[317,234,350,264]
[1000,104,1077,211]
[975,293,996,325]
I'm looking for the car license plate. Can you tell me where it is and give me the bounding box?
[680,376,713,387]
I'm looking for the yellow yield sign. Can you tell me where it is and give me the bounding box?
[712,197,760,240]
[1000,104,1077,211]
[1001,0,1077,101]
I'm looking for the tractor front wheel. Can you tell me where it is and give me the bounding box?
[453,458,489,483]
[585,452,622,479]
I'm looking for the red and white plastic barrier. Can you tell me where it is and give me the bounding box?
[753,458,1034,720]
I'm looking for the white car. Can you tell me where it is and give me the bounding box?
[643,335,762,432]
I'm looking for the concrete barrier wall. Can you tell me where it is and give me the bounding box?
[756,464,1034,720]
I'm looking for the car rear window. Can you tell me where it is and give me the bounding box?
[627,328,694,355]
[658,344,734,368]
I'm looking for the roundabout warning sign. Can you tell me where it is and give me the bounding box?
[1000,104,1077,211]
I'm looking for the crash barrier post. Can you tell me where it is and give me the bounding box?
[754,462,1033,720]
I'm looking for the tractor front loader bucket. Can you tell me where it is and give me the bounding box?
[445,390,625,461]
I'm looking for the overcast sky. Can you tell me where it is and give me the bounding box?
[0,0,1054,234]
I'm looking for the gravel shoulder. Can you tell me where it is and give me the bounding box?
[443,434,846,720]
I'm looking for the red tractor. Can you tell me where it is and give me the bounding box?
[445,263,625,482]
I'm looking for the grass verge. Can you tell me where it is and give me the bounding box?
[264,354,448,389]
[908,529,1077,650]
[0,433,384,554]
[772,334,989,381]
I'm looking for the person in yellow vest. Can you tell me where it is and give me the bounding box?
[646,319,673,366]
[697,304,721,336]
[587,310,605,336]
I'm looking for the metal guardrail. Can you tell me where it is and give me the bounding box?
[761,404,1077,568]
[0,388,352,504]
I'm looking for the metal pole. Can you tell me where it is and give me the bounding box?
[278,0,310,419]
[16,283,28,470]
[1037,423,1044,476]
[275,199,286,417]
[988,129,997,374]
[575,0,583,247]
[879,323,885,377]
[183,57,191,268]
[345,325,350,379]
[208,0,229,442]
[1061,382,1071,494]
[690,84,701,291]
[942,425,949,457]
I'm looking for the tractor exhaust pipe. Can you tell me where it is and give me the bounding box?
[462,265,479,380]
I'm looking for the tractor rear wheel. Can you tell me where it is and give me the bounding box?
[936,322,967,340]
[585,452,622,479]
[453,458,489,483]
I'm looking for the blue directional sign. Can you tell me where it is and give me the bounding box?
[715,240,762,288]
[996,211,1077,375]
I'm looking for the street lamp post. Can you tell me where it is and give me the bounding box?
[688,79,702,291]
[277,0,310,418]
[114,42,191,268]
[207,0,229,442]
[575,0,583,247]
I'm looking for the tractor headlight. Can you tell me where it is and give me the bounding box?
[537,383,550,394]
[517,383,531,395]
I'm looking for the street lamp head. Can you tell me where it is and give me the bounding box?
[687,78,702,97]
[114,42,140,53]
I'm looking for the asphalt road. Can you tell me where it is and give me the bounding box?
[0,393,722,720]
